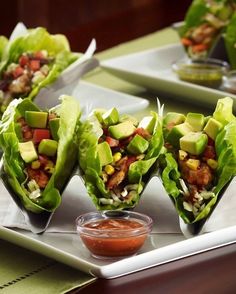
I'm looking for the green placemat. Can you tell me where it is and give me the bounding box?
[0,239,95,294]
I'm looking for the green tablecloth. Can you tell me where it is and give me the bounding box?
[0,27,192,294]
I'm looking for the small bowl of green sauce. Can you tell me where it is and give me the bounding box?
[172,58,229,88]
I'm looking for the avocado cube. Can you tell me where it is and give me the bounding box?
[18,141,38,163]
[108,121,136,140]
[97,141,113,166]
[166,122,193,148]
[163,112,186,128]
[49,118,60,141]
[180,132,208,155]
[138,116,156,134]
[102,108,119,126]
[186,113,205,131]
[25,111,48,128]
[127,134,149,155]
[38,139,58,157]
[203,117,223,140]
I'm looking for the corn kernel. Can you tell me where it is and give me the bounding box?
[45,166,54,174]
[207,159,218,170]
[179,150,188,161]
[105,164,115,175]
[186,159,200,170]
[113,152,122,162]
[31,160,41,169]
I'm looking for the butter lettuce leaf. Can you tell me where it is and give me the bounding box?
[0,96,81,213]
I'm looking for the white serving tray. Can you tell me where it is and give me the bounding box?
[1,175,236,279]
[101,43,236,111]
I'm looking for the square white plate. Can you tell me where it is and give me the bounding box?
[101,43,236,111]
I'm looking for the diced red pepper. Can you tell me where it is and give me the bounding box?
[33,129,51,143]
[19,55,29,67]
[191,43,208,53]
[106,136,119,147]
[12,66,24,79]
[181,38,193,47]
[30,60,40,71]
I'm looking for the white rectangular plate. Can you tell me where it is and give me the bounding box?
[35,80,149,114]
[101,44,236,110]
[1,175,236,279]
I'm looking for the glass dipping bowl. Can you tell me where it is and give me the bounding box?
[172,58,229,88]
[222,70,236,94]
[76,210,153,259]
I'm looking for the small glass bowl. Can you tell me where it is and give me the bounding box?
[172,58,229,88]
[222,70,236,94]
[76,210,153,259]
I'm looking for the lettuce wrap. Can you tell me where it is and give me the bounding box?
[225,11,236,68]
[0,27,79,116]
[159,97,236,224]
[180,0,236,58]
[0,95,81,213]
[78,108,164,210]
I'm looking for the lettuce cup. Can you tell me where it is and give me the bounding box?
[0,95,81,214]
[0,27,79,116]
[180,0,235,58]
[78,108,164,210]
[159,97,236,228]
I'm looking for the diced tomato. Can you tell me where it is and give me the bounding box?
[33,129,51,143]
[207,137,215,146]
[181,38,193,47]
[135,128,151,140]
[202,145,216,160]
[19,55,29,67]
[191,43,208,53]
[12,66,24,79]
[106,136,119,147]
[30,60,40,71]
[126,156,137,168]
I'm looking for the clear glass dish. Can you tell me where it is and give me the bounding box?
[76,210,153,259]
[222,70,236,94]
[172,58,229,88]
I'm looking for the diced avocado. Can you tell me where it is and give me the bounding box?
[108,121,136,140]
[127,134,149,155]
[180,132,208,155]
[138,116,156,134]
[38,139,58,157]
[203,117,223,140]
[102,108,119,126]
[25,111,48,128]
[120,114,139,126]
[186,112,205,131]
[49,118,60,141]
[166,122,193,148]
[163,112,186,128]
[97,141,113,166]
[18,141,38,163]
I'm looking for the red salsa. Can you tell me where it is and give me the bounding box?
[80,218,147,258]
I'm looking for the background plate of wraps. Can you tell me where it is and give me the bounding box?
[101,43,236,111]
[1,171,236,278]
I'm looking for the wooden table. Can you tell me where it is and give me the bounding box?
[76,243,236,293]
